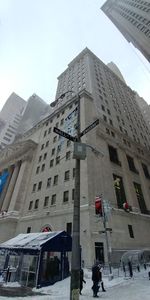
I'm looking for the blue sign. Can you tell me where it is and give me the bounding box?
[0,171,9,193]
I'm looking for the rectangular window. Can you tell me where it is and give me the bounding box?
[39,155,42,162]
[127,155,138,173]
[44,130,47,137]
[72,189,75,201]
[47,177,51,188]
[51,148,55,156]
[60,118,64,125]
[53,175,58,185]
[128,225,134,238]
[41,144,44,150]
[108,145,120,165]
[32,183,36,192]
[34,199,39,209]
[27,227,31,233]
[38,181,42,190]
[43,153,47,160]
[57,145,61,153]
[46,141,49,147]
[113,174,126,209]
[63,191,69,202]
[142,163,150,179]
[134,182,148,214]
[44,196,49,207]
[48,127,51,134]
[51,194,56,205]
[53,136,57,143]
[41,164,45,172]
[56,156,60,165]
[50,159,54,167]
[64,170,70,181]
[28,201,33,210]
[36,166,40,174]
[73,168,75,178]
[67,140,71,147]
[66,151,71,160]
[66,222,72,235]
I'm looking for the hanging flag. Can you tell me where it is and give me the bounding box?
[0,171,9,194]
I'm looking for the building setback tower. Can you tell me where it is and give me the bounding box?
[0,93,26,149]
[0,48,150,270]
[101,0,150,62]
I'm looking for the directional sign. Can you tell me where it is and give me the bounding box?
[80,119,99,138]
[53,127,77,142]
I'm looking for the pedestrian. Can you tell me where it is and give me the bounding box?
[98,265,106,292]
[91,261,101,298]
[80,268,86,295]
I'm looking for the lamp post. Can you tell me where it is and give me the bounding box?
[50,90,81,300]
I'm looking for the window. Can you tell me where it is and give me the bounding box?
[47,177,51,188]
[56,156,60,165]
[64,170,70,181]
[53,136,57,143]
[63,191,69,202]
[39,155,42,162]
[108,145,120,165]
[43,153,47,160]
[27,227,31,233]
[51,194,56,205]
[53,175,58,185]
[113,174,126,209]
[55,122,59,128]
[60,118,64,125]
[134,182,148,214]
[72,189,75,201]
[44,130,47,137]
[34,199,39,209]
[38,181,42,190]
[41,164,45,172]
[51,148,55,156]
[67,140,71,147]
[50,159,54,168]
[36,166,40,174]
[142,163,150,179]
[48,127,51,134]
[28,201,33,210]
[44,196,49,207]
[41,144,44,150]
[66,151,71,160]
[32,183,36,192]
[57,145,61,153]
[127,155,138,173]
[73,168,75,178]
[66,222,72,235]
[46,141,49,147]
[128,225,134,238]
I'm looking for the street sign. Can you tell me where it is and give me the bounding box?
[53,127,77,142]
[80,119,99,138]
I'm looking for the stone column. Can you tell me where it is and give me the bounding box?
[1,162,21,211]
[8,160,27,212]
[0,166,14,210]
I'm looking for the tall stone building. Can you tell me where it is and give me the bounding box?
[0,93,26,150]
[0,48,150,268]
[134,92,150,129]
[101,0,150,62]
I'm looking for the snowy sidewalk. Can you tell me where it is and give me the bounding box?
[0,269,150,299]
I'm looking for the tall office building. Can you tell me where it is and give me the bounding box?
[0,48,150,270]
[134,92,150,129]
[107,62,126,83]
[0,93,26,149]
[101,0,150,62]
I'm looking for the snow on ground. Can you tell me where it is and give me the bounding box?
[0,269,150,299]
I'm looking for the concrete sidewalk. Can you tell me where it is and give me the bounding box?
[0,285,44,297]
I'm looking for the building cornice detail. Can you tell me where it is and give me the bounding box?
[0,139,37,169]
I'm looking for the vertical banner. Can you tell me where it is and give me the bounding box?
[0,171,9,194]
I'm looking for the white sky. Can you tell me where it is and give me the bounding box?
[0,0,150,110]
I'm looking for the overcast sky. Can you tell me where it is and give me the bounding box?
[0,0,150,111]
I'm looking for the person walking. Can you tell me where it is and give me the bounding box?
[91,261,101,298]
[80,268,86,295]
[98,265,106,292]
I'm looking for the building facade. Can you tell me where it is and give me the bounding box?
[0,48,150,267]
[134,92,150,130]
[101,0,150,62]
[0,93,26,149]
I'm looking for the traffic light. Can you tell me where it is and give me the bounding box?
[95,196,102,216]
